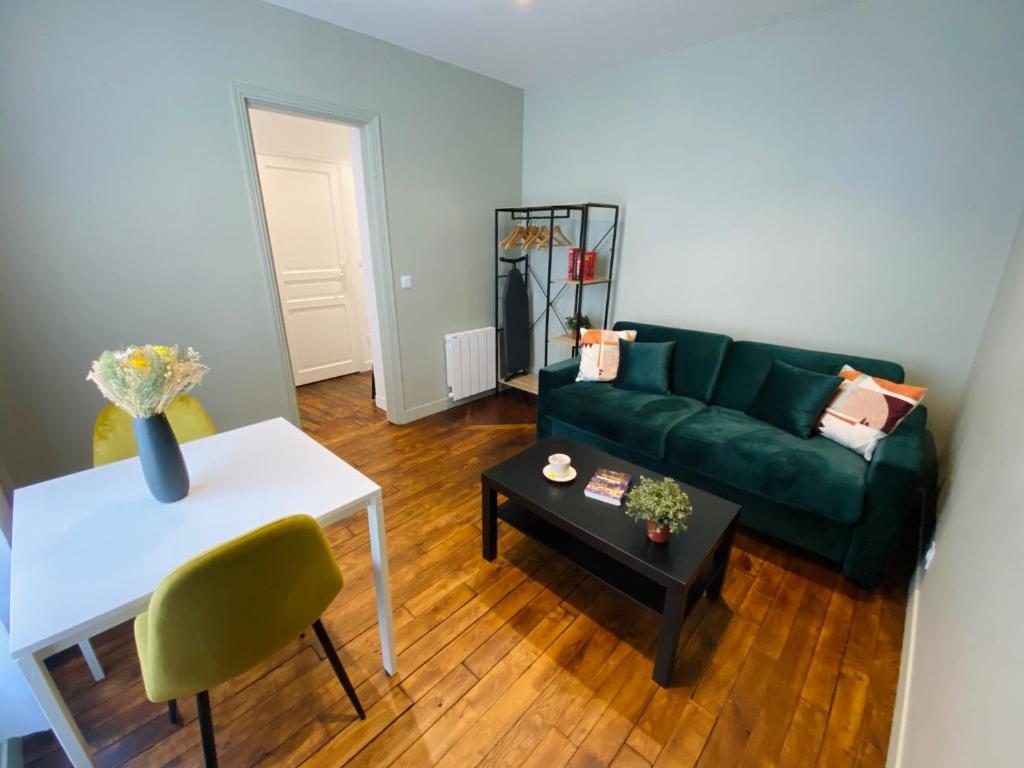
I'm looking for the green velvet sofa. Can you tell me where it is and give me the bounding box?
[537,321,930,587]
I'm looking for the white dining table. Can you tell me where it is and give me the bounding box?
[8,417,396,767]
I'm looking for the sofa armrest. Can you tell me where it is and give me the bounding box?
[537,358,580,437]
[843,406,928,586]
[538,357,580,396]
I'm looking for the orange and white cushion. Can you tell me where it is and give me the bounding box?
[818,365,927,460]
[575,329,637,382]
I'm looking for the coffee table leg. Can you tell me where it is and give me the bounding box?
[653,585,687,687]
[707,523,736,601]
[482,484,498,561]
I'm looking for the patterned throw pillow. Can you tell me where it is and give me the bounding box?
[818,365,927,460]
[575,329,638,382]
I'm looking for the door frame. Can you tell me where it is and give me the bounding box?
[231,83,406,424]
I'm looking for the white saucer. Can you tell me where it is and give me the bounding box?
[543,464,577,483]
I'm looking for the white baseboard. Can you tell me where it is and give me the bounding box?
[886,516,927,768]
[398,388,498,423]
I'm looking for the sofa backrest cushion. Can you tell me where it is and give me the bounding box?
[712,340,905,413]
[612,321,731,402]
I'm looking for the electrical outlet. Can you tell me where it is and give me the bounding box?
[400,275,413,289]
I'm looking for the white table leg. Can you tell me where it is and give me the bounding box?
[15,653,94,767]
[78,640,105,682]
[366,491,396,674]
[2,737,23,768]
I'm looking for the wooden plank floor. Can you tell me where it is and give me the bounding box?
[23,372,911,767]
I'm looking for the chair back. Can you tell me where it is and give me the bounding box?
[136,515,342,701]
[93,394,216,466]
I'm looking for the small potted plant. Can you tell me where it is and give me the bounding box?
[624,476,693,543]
[87,345,208,503]
[564,313,592,341]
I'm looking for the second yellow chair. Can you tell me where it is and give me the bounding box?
[134,514,364,768]
[92,394,217,467]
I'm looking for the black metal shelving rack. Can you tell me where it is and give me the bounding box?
[494,203,620,394]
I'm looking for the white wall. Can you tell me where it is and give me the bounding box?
[0,0,522,487]
[893,204,1024,766]
[523,0,1024,446]
[248,107,382,403]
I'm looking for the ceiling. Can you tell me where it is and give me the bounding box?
[263,0,860,87]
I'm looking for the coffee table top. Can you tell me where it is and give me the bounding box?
[482,437,740,589]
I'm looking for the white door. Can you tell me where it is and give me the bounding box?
[256,154,366,385]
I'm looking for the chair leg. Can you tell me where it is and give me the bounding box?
[312,618,366,720]
[196,690,218,768]
[167,699,182,726]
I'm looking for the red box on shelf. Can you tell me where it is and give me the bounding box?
[567,249,598,281]
[582,251,596,280]
[568,248,580,279]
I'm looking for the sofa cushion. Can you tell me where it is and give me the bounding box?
[616,340,675,394]
[748,360,842,438]
[665,406,868,524]
[712,340,905,413]
[612,321,731,403]
[548,382,704,458]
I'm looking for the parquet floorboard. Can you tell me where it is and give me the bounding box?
[22,372,910,767]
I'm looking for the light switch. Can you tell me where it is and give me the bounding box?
[400,275,413,289]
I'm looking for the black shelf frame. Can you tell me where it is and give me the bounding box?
[494,203,620,388]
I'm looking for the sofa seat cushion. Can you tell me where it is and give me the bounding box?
[665,406,868,524]
[548,382,705,458]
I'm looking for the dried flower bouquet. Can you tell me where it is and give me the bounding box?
[87,345,208,419]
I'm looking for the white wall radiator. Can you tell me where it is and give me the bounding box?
[445,327,496,401]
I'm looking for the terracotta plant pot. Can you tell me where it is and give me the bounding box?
[646,521,670,543]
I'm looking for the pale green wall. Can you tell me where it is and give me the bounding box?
[895,204,1024,766]
[0,0,523,486]
[523,0,1024,447]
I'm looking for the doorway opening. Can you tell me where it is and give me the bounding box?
[245,106,386,413]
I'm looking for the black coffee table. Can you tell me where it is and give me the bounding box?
[481,436,740,686]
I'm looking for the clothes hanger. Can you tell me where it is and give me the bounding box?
[533,226,552,249]
[522,225,544,249]
[508,224,536,249]
[500,225,524,250]
[552,225,573,246]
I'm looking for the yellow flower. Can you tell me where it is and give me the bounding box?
[129,352,149,369]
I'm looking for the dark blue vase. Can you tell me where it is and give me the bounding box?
[133,414,189,503]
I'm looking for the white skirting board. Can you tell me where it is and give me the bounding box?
[885,511,927,768]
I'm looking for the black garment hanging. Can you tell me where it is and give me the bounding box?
[501,263,530,377]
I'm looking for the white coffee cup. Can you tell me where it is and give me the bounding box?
[548,453,572,478]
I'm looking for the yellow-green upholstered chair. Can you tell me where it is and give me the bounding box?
[92,394,217,467]
[134,515,364,768]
